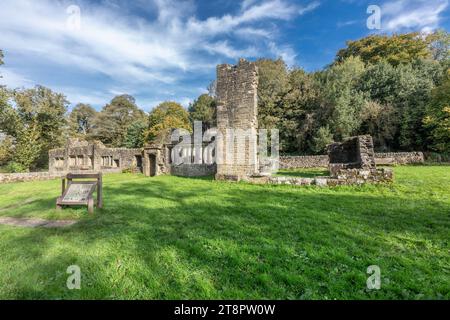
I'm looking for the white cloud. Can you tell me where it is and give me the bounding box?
[382,0,449,32]
[298,1,321,15]
[53,86,113,107]
[0,0,320,105]
[0,0,318,78]
[268,42,297,67]
[337,20,360,28]
[0,68,33,88]
[204,41,259,59]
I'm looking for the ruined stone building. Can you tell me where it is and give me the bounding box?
[215,59,259,181]
[49,59,260,180]
[49,136,217,177]
[49,139,143,174]
[47,59,395,186]
[327,135,393,184]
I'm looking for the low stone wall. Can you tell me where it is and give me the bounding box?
[0,172,65,184]
[279,152,424,169]
[0,168,127,184]
[279,155,329,169]
[170,164,216,177]
[374,152,424,165]
[249,168,393,187]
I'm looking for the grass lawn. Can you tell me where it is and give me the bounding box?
[0,166,449,299]
[275,168,329,178]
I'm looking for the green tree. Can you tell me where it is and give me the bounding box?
[146,101,191,142]
[0,135,14,166]
[336,33,431,66]
[13,86,68,169]
[124,120,147,148]
[92,95,146,147]
[188,94,216,130]
[424,70,450,153]
[311,126,334,154]
[279,69,321,153]
[11,124,42,171]
[320,56,367,141]
[69,103,97,138]
[358,59,443,150]
[256,58,289,130]
[0,88,20,137]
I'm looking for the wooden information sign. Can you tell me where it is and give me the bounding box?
[56,173,103,214]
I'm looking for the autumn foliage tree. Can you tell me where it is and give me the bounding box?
[146,102,191,142]
[335,33,431,66]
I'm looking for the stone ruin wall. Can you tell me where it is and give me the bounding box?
[279,152,425,169]
[143,132,217,178]
[280,155,330,169]
[327,135,393,183]
[374,152,425,165]
[49,139,142,174]
[215,59,259,181]
[252,135,394,186]
[0,172,66,184]
[328,135,376,177]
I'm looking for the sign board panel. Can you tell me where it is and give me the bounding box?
[56,173,103,214]
[62,182,96,203]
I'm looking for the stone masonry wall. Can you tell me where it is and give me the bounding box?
[249,168,393,187]
[279,152,425,169]
[280,155,329,169]
[170,164,217,177]
[49,139,143,174]
[215,59,259,181]
[0,172,65,184]
[374,152,425,165]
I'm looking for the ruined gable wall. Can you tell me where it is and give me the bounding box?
[215,59,259,181]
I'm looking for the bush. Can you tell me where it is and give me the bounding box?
[4,161,28,173]
[425,152,450,163]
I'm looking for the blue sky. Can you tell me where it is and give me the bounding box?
[0,0,449,111]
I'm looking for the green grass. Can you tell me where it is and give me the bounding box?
[276,168,329,178]
[0,166,449,300]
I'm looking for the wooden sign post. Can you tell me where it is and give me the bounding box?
[56,173,103,214]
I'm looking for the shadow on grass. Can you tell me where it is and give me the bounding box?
[1,176,449,299]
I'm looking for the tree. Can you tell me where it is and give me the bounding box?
[424,70,450,153]
[358,59,443,150]
[146,101,191,142]
[92,95,146,147]
[0,88,20,137]
[188,94,216,130]
[69,103,97,138]
[426,29,450,62]
[256,59,289,130]
[320,56,367,141]
[279,68,321,153]
[124,120,147,148]
[336,33,431,66]
[0,135,14,166]
[358,100,397,151]
[311,126,334,154]
[11,124,42,171]
[13,86,68,169]
[0,50,3,68]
